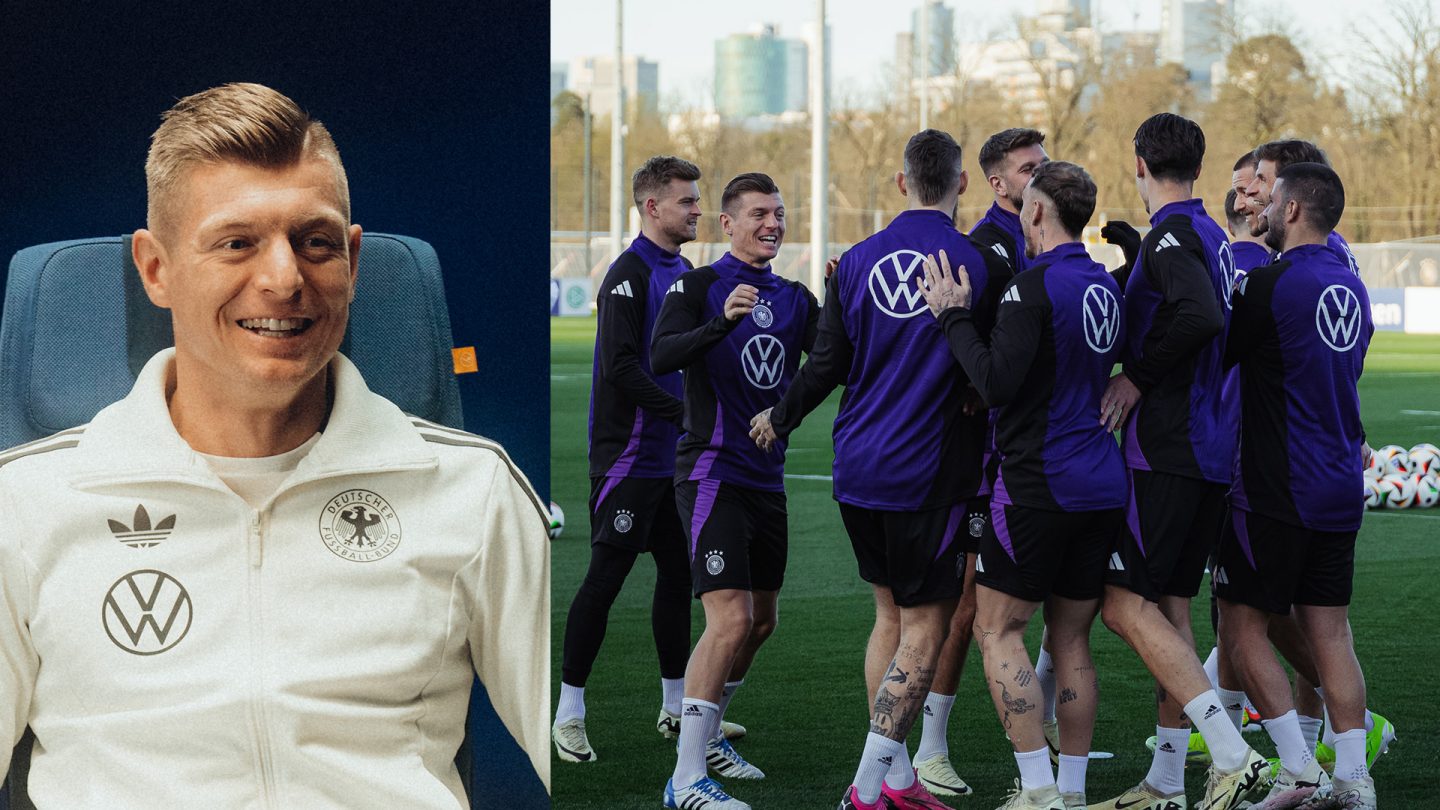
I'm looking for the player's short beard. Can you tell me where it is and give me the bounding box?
[1262,212,1285,253]
[1249,211,1268,238]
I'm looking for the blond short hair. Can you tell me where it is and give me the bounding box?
[145,82,350,233]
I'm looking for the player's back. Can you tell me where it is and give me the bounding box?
[830,209,989,509]
[1229,244,1372,531]
[1122,199,1234,483]
[992,243,1126,512]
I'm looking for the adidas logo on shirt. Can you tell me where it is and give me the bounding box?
[1154,232,1180,252]
[1000,287,1022,304]
[611,280,634,297]
[992,243,1009,259]
[1108,552,1124,571]
[667,279,685,294]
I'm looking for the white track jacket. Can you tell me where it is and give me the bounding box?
[0,350,550,808]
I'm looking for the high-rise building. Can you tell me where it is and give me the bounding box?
[715,24,808,119]
[551,63,567,101]
[909,0,955,79]
[1161,0,1228,98]
[567,54,659,118]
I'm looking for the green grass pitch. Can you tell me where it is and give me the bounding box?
[551,318,1439,809]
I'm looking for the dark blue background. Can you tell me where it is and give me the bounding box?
[0,0,549,806]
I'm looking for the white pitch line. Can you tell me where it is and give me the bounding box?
[784,473,834,481]
[1366,510,1440,521]
[1400,409,1440,415]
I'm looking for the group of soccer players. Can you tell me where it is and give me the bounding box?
[554,109,1388,810]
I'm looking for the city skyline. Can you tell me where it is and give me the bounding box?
[551,0,1380,109]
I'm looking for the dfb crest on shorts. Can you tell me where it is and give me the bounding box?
[751,301,774,328]
[868,250,930,319]
[741,334,785,390]
[1082,284,1119,353]
[102,569,192,655]
[1315,284,1361,351]
[968,514,985,538]
[704,549,725,576]
[613,509,634,533]
[320,489,401,562]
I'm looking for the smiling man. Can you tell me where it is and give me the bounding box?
[0,83,549,807]
[651,172,818,810]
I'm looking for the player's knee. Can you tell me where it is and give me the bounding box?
[749,613,777,644]
[1099,598,1135,639]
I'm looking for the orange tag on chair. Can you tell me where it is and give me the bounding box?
[451,346,478,374]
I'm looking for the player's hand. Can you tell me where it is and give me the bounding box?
[724,284,760,321]
[919,249,971,316]
[824,255,841,278]
[1100,372,1141,432]
[749,408,778,452]
[962,385,987,417]
[1101,220,1142,268]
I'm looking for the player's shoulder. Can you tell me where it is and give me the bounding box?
[601,249,650,285]
[407,417,549,525]
[1144,212,1204,253]
[999,262,1048,307]
[663,265,718,297]
[0,425,89,481]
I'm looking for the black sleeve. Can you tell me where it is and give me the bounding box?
[771,274,852,438]
[650,271,738,375]
[1122,232,1225,392]
[936,273,1047,408]
[969,240,1014,342]
[595,260,684,425]
[801,284,820,354]
[1224,263,1279,369]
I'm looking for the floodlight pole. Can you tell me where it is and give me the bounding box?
[583,92,593,273]
[610,0,625,263]
[809,0,829,293]
[919,0,929,130]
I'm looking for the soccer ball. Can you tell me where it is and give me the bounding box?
[1364,452,1383,476]
[1363,465,1381,481]
[1415,474,1440,509]
[548,501,565,539]
[1363,477,1384,509]
[1409,443,1440,476]
[1379,473,1417,509]
[1374,445,1411,475]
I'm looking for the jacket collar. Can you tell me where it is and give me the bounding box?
[70,349,438,491]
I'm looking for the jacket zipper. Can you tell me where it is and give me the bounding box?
[246,509,278,806]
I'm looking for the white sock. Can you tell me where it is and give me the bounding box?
[1036,648,1057,722]
[1184,690,1249,771]
[884,742,915,790]
[914,692,956,762]
[672,699,717,788]
[854,732,904,804]
[1146,726,1188,796]
[1298,715,1324,755]
[715,679,743,733]
[555,682,585,724]
[1056,753,1088,796]
[661,677,685,716]
[1266,710,1313,776]
[1364,709,1375,732]
[1015,746,1054,790]
[1203,646,1220,691]
[1217,686,1248,732]
[1332,727,1369,782]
